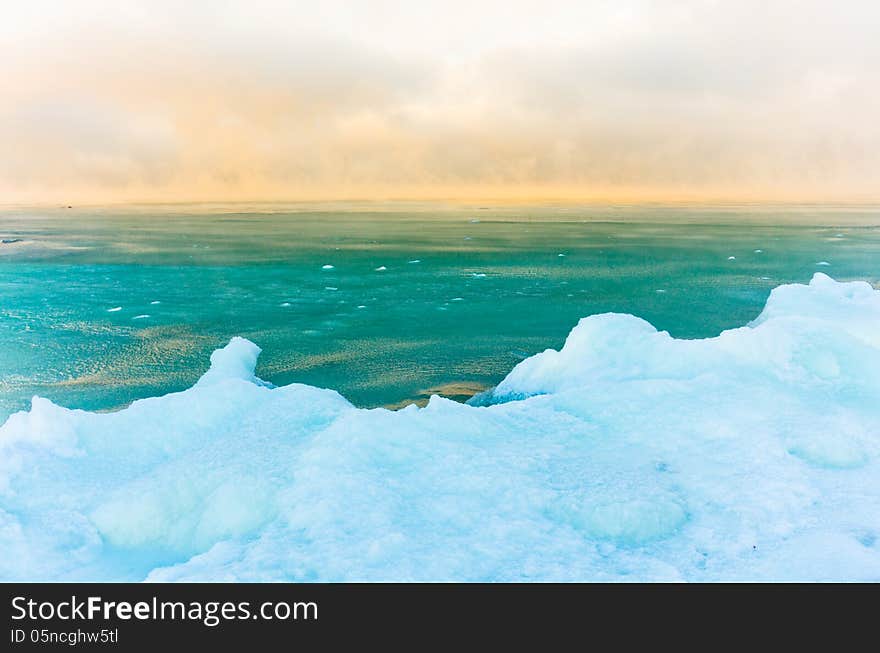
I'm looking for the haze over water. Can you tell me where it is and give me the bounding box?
[1,202,878,421]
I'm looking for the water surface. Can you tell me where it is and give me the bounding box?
[1,202,878,419]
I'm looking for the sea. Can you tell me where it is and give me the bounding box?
[1,201,878,421]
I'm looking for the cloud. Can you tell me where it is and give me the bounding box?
[1,0,879,202]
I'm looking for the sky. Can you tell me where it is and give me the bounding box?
[1,0,879,203]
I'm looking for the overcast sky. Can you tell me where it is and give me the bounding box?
[2,0,879,203]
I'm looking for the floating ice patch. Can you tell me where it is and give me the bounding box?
[150,301,161,305]
[3,274,880,582]
[728,256,736,260]
[374,266,387,271]
[754,249,763,253]
[558,253,566,257]
[408,260,421,264]
[107,307,122,312]
[132,315,150,320]
[325,287,338,291]
[280,302,291,307]
[321,265,334,270]
[356,305,366,309]
[817,261,831,266]
[471,273,487,278]
[451,297,464,302]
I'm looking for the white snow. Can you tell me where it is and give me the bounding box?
[2,273,880,582]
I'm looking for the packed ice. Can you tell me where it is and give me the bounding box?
[1,274,879,581]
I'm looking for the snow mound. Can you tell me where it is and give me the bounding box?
[1,274,879,582]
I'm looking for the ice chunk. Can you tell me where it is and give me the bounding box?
[321,264,334,270]
[194,337,265,388]
[107,307,122,312]
[2,276,880,582]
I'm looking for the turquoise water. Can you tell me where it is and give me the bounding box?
[1,203,878,420]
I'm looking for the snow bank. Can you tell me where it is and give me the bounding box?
[1,273,879,581]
